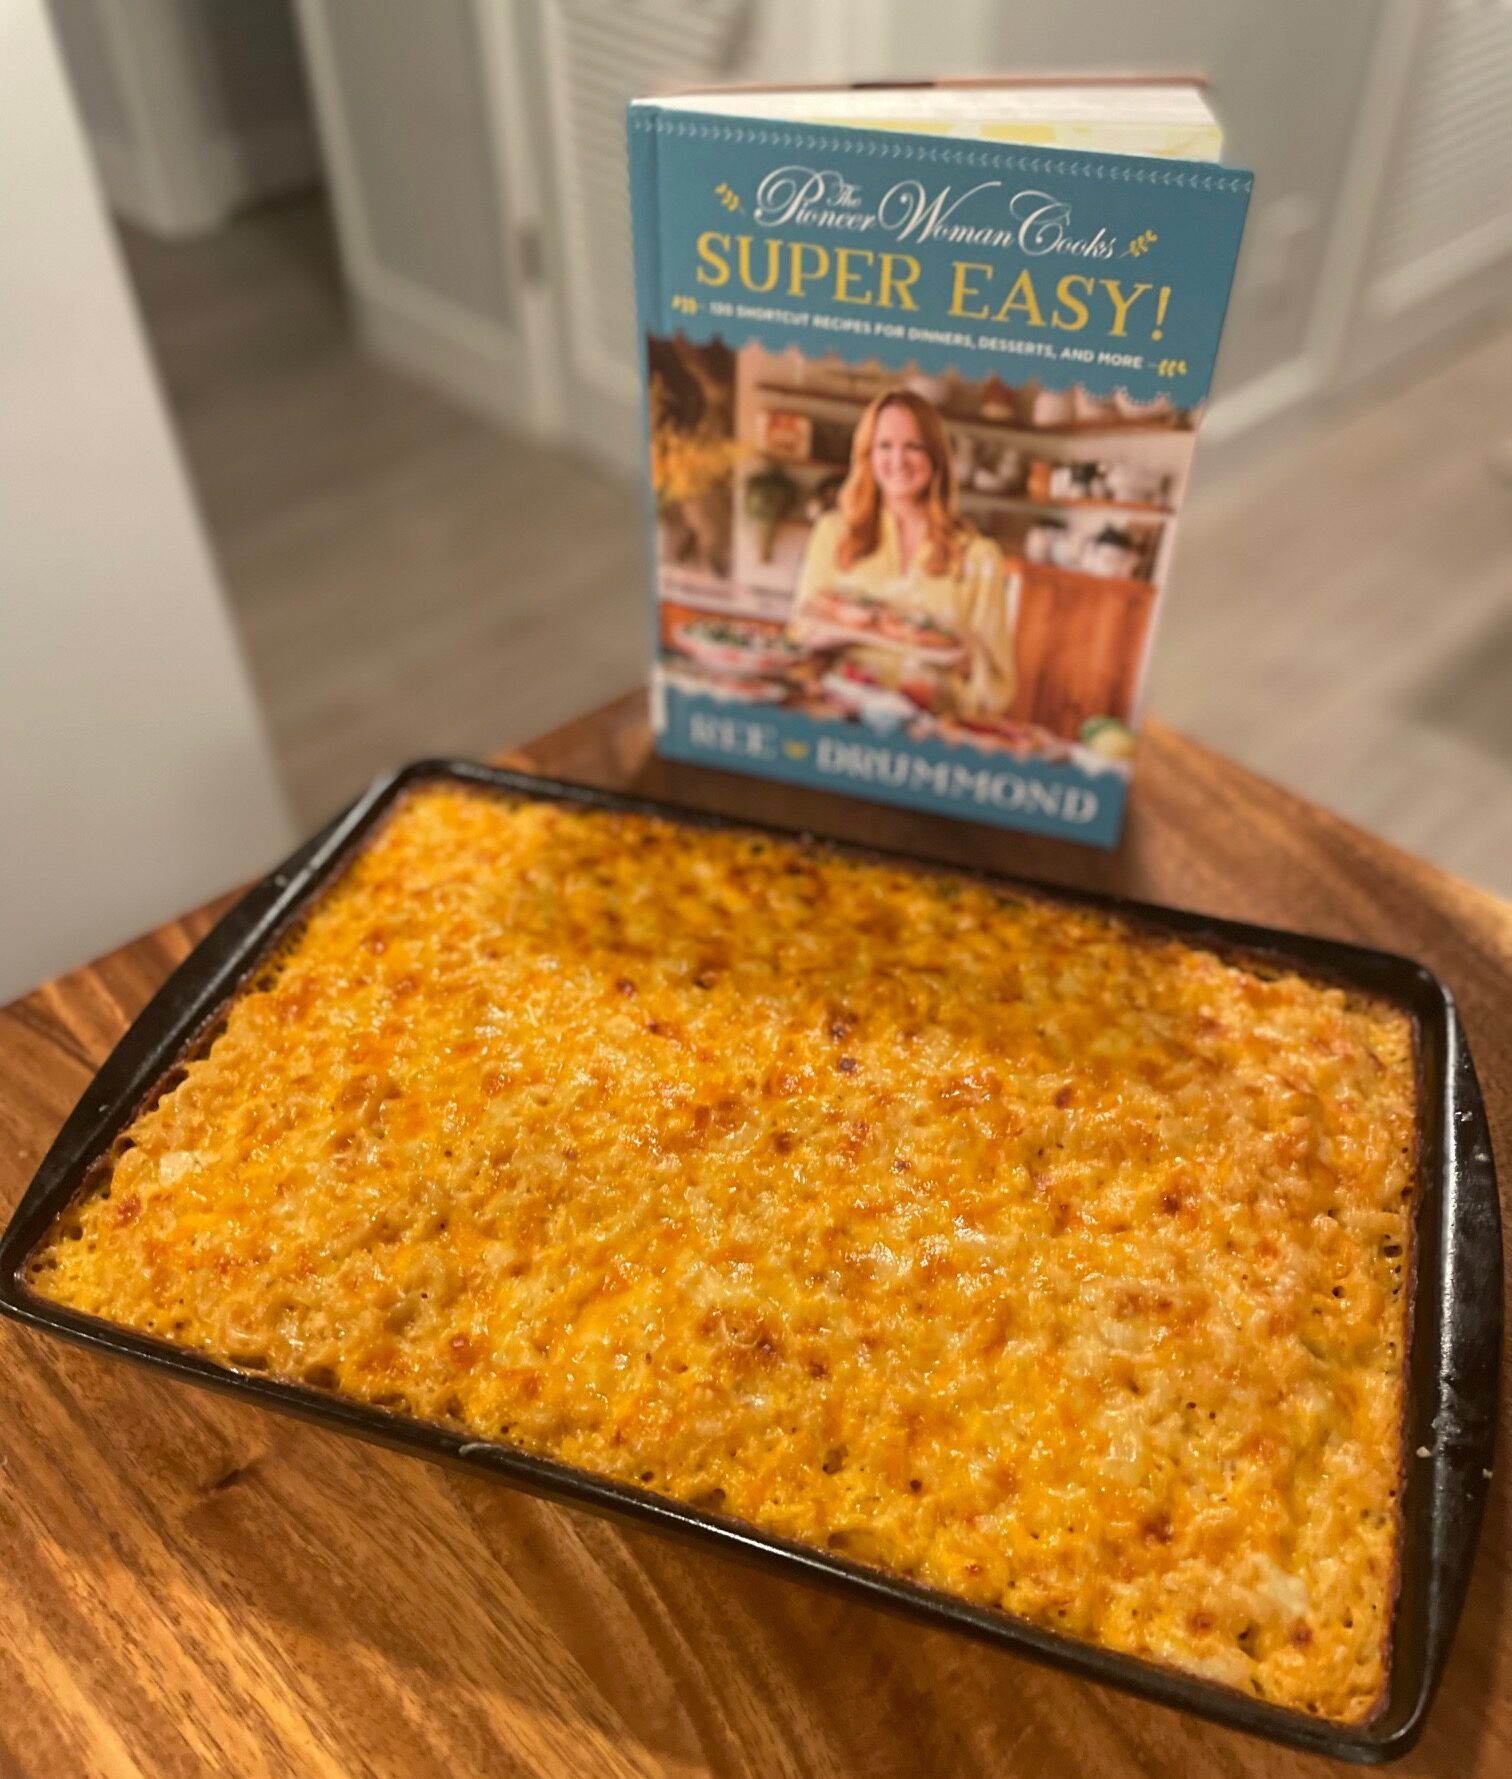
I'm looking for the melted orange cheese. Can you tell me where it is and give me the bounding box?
[32,787,1415,1722]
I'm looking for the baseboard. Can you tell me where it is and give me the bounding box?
[87,135,159,232]
[220,115,321,211]
[90,116,320,238]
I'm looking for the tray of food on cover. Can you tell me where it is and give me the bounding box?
[659,659,793,705]
[796,588,970,664]
[0,762,1499,1764]
[670,615,805,680]
[817,662,922,730]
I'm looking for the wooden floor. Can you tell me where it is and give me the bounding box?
[1157,336,1512,899]
[120,197,1512,897]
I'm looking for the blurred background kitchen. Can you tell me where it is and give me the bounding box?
[2,0,1510,999]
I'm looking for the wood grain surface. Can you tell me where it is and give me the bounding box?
[1,693,1507,1779]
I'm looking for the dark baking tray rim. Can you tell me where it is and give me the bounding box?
[0,759,1499,1763]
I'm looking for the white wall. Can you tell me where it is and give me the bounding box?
[48,0,318,236]
[0,0,295,1003]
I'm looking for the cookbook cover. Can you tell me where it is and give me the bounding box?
[628,102,1252,845]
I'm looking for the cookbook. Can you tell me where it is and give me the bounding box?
[628,79,1252,845]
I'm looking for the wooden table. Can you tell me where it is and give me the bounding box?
[1,693,1507,1779]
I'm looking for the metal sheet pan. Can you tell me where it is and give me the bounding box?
[0,760,1499,1761]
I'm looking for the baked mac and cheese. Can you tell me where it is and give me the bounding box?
[30,787,1416,1723]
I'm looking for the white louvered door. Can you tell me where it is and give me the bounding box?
[511,0,754,470]
[1340,0,1512,386]
[1371,3,1512,310]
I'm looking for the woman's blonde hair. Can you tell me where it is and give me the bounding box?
[835,389,972,576]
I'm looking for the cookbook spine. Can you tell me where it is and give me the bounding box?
[627,103,669,736]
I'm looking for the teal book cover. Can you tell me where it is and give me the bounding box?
[628,94,1252,846]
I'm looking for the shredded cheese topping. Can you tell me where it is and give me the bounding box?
[32,787,1415,1722]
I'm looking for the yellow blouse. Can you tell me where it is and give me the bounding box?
[792,508,1017,715]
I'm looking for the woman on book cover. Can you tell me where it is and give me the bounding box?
[790,389,1016,716]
